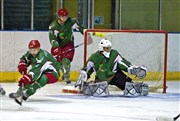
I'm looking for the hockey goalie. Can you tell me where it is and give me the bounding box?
[75,38,148,97]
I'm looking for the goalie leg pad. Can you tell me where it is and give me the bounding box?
[141,83,148,96]
[123,82,149,97]
[109,71,132,90]
[82,81,109,97]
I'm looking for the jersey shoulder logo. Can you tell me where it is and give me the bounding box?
[71,23,79,31]
[54,30,59,37]
[49,24,55,29]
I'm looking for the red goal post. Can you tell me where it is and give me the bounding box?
[84,29,168,93]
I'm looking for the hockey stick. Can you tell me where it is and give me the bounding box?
[14,72,25,106]
[156,114,180,121]
[62,42,84,54]
[61,32,106,55]
[14,83,24,106]
[174,114,180,121]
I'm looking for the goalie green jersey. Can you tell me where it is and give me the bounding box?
[49,17,85,47]
[20,49,60,81]
[84,49,131,82]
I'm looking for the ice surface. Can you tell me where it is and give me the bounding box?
[0,81,179,121]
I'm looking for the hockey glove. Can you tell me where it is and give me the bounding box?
[51,47,62,62]
[51,40,59,48]
[18,74,32,87]
[87,33,93,45]
[18,60,27,74]
[128,65,147,79]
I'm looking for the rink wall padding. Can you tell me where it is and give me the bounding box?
[0,71,179,82]
[0,71,79,82]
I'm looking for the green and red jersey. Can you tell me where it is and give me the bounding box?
[20,49,60,81]
[84,49,131,82]
[49,17,85,47]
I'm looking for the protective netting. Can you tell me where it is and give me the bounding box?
[84,30,168,93]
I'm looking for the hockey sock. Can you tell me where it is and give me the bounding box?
[25,74,48,97]
[62,58,71,80]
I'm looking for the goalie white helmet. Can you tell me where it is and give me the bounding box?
[98,39,112,58]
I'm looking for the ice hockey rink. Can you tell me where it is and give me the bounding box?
[0,81,179,121]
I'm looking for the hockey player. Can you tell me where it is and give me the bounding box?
[49,8,92,84]
[0,85,6,95]
[9,40,60,102]
[75,39,148,97]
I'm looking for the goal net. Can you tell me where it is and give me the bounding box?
[84,29,168,93]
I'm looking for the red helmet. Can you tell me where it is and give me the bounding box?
[58,8,68,16]
[28,40,40,49]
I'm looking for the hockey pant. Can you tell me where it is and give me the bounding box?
[59,58,71,81]
[108,71,132,90]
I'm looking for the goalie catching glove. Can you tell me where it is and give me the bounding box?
[128,65,147,79]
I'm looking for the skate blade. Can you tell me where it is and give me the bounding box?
[14,98,22,106]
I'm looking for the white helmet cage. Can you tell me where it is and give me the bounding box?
[98,39,112,58]
[98,39,112,52]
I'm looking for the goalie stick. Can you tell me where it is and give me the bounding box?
[62,85,81,94]
[62,70,88,94]
[156,114,180,121]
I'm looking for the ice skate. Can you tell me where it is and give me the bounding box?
[62,75,71,84]
[65,79,71,84]
[9,91,28,106]
[9,92,21,99]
